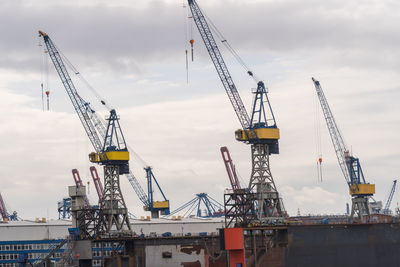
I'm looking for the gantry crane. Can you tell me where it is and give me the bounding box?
[312,78,375,221]
[167,193,224,218]
[383,180,397,215]
[39,30,131,235]
[188,0,283,224]
[38,30,169,219]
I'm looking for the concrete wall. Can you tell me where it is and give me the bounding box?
[285,223,400,267]
[0,221,70,241]
[0,218,224,241]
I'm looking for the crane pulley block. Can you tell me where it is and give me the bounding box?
[349,184,375,196]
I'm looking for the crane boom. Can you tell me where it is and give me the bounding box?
[312,78,351,184]
[39,31,149,207]
[383,180,397,213]
[312,77,375,221]
[39,31,103,153]
[187,0,250,129]
[220,146,241,190]
[188,0,284,224]
[90,166,104,201]
[0,193,9,221]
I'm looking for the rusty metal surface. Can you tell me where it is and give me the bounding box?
[121,235,226,267]
[103,222,400,267]
[181,260,202,267]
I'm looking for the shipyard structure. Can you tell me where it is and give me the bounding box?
[1,0,398,266]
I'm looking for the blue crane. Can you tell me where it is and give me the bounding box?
[167,193,223,218]
[0,192,19,221]
[383,180,397,215]
[312,78,375,221]
[38,30,145,197]
[39,31,169,218]
[57,197,72,219]
[187,0,279,147]
[187,0,284,223]
[144,167,170,218]
[39,30,134,234]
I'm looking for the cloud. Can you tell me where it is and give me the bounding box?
[1,0,400,76]
[0,0,399,219]
[281,186,347,215]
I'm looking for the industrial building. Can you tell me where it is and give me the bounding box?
[0,218,224,266]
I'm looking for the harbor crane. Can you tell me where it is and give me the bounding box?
[0,192,18,221]
[188,0,284,224]
[0,192,9,221]
[220,146,241,191]
[382,180,397,215]
[39,30,131,234]
[144,167,170,218]
[312,78,375,221]
[167,193,224,218]
[90,166,104,201]
[38,31,169,219]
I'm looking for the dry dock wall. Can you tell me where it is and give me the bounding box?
[284,223,400,267]
[108,223,400,267]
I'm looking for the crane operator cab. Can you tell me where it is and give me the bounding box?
[89,109,130,174]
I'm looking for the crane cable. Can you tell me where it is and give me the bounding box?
[313,84,323,182]
[55,45,153,175]
[53,43,113,111]
[43,36,167,193]
[39,36,50,111]
[38,36,45,111]
[183,1,189,83]
[197,4,259,83]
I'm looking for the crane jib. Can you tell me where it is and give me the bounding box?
[39,31,150,206]
[312,78,372,195]
[188,0,251,130]
[313,79,351,184]
[42,35,103,153]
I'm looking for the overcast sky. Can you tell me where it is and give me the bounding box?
[0,0,399,220]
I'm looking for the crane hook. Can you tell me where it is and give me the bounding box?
[190,39,194,62]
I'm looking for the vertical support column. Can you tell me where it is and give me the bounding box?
[223,228,246,267]
[350,196,370,223]
[97,165,131,235]
[248,144,284,222]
